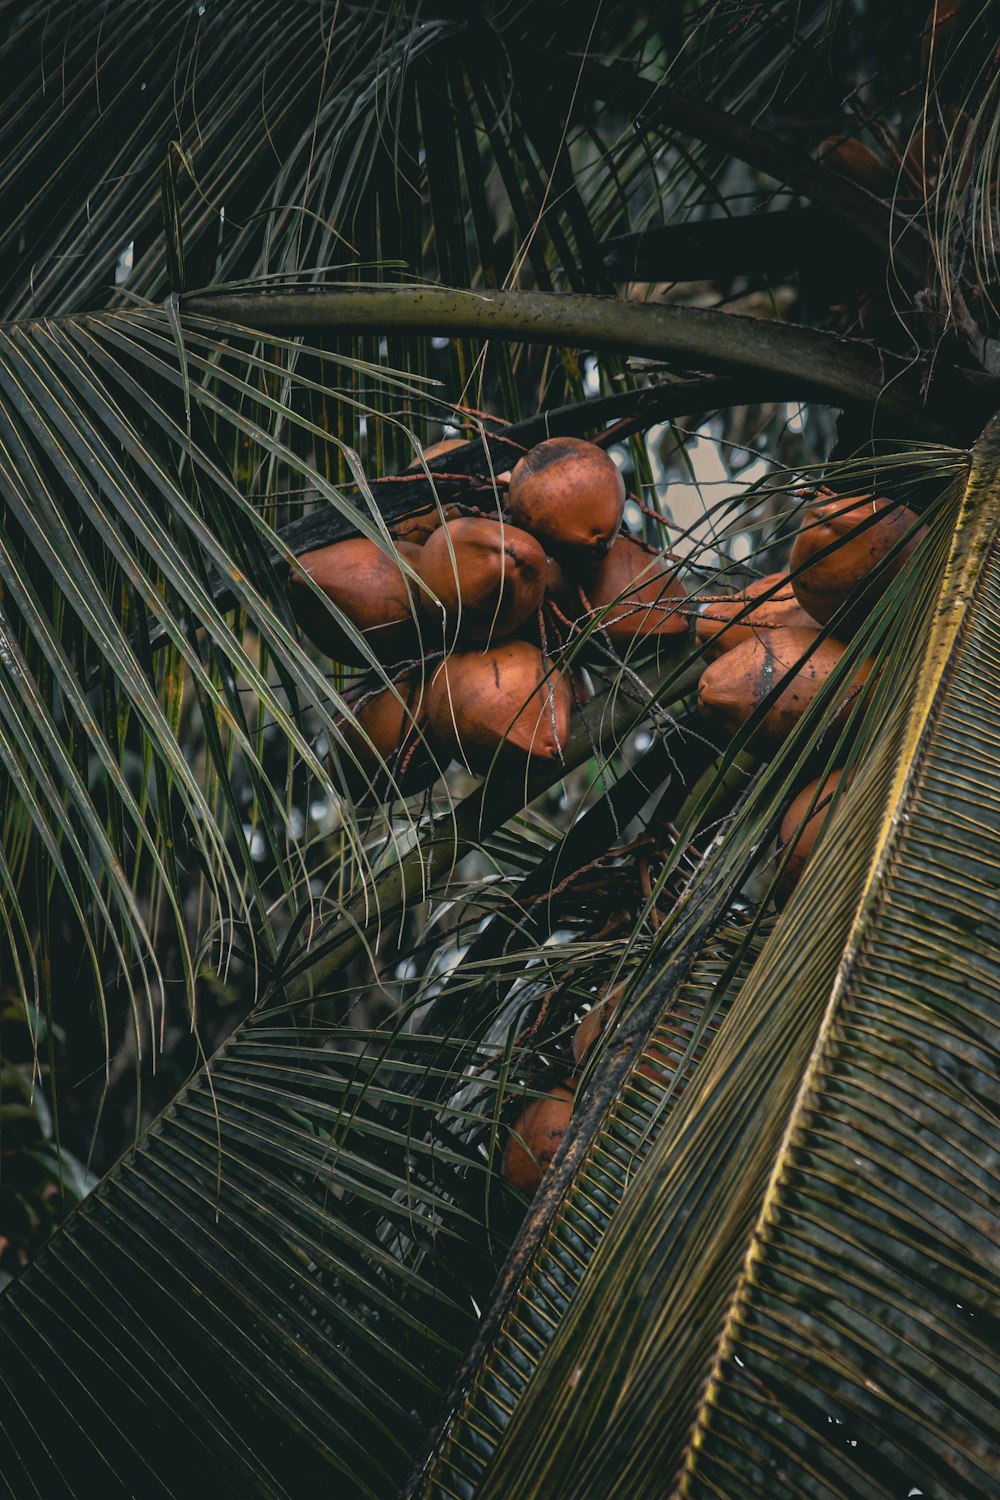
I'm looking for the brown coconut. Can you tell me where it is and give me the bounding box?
[288,537,422,665]
[417,516,546,642]
[391,503,462,547]
[394,438,469,544]
[407,438,466,467]
[426,640,572,772]
[507,437,625,563]
[817,134,895,196]
[332,672,441,803]
[697,627,872,753]
[695,573,819,662]
[553,536,688,645]
[789,494,926,636]
[573,986,675,1086]
[409,436,510,483]
[544,555,570,596]
[514,554,571,647]
[502,1081,575,1196]
[572,982,626,1065]
[774,768,846,908]
[901,107,973,199]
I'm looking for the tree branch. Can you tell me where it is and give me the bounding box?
[572,62,928,287]
[182,285,983,438]
[638,89,928,286]
[599,207,861,283]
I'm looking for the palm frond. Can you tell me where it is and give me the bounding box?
[0,1019,512,1498]
[414,901,771,1498]
[0,303,462,1115]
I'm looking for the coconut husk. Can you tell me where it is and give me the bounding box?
[426,640,572,772]
[774,768,846,907]
[331,672,442,804]
[391,502,462,546]
[816,134,895,196]
[508,436,625,563]
[417,516,546,642]
[502,1081,576,1196]
[552,535,688,645]
[697,627,872,753]
[695,573,819,661]
[288,537,423,665]
[406,438,466,468]
[789,494,926,636]
[572,982,626,1064]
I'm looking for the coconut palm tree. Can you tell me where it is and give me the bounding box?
[0,0,998,1495]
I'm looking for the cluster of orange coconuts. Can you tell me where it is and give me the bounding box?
[287,436,688,801]
[502,488,926,1198]
[694,488,921,740]
[696,489,925,907]
[287,443,925,1196]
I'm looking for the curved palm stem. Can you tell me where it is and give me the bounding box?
[180,289,998,440]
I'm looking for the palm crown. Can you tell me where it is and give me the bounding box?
[0,1,999,1495]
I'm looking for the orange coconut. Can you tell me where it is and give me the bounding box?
[697,627,872,753]
[406,437,466,468]
[288,537,422,665]
[391,502,462,547]
[502,1081,576,1196]
[695,573,819,662]
[816,134,895,196]
[789,494,926,635]
[510,554,573,646]
[921,0,967,78]
[553,535,687,645]
[394,438,468,546]
[544,555,570,596]
[426,641,572,772]
[572,982,626,1065]
[573,985,675,1085]
[417,516,546,642]
[331,672,441,804]
[774,768,846,907]
[507,437,625,562]
[901,107,973,199]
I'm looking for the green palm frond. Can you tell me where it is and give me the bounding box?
[0,1021,511,1498]
[414,900,771,1498]
[0,304,461,1096]
[3,1,923,310]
